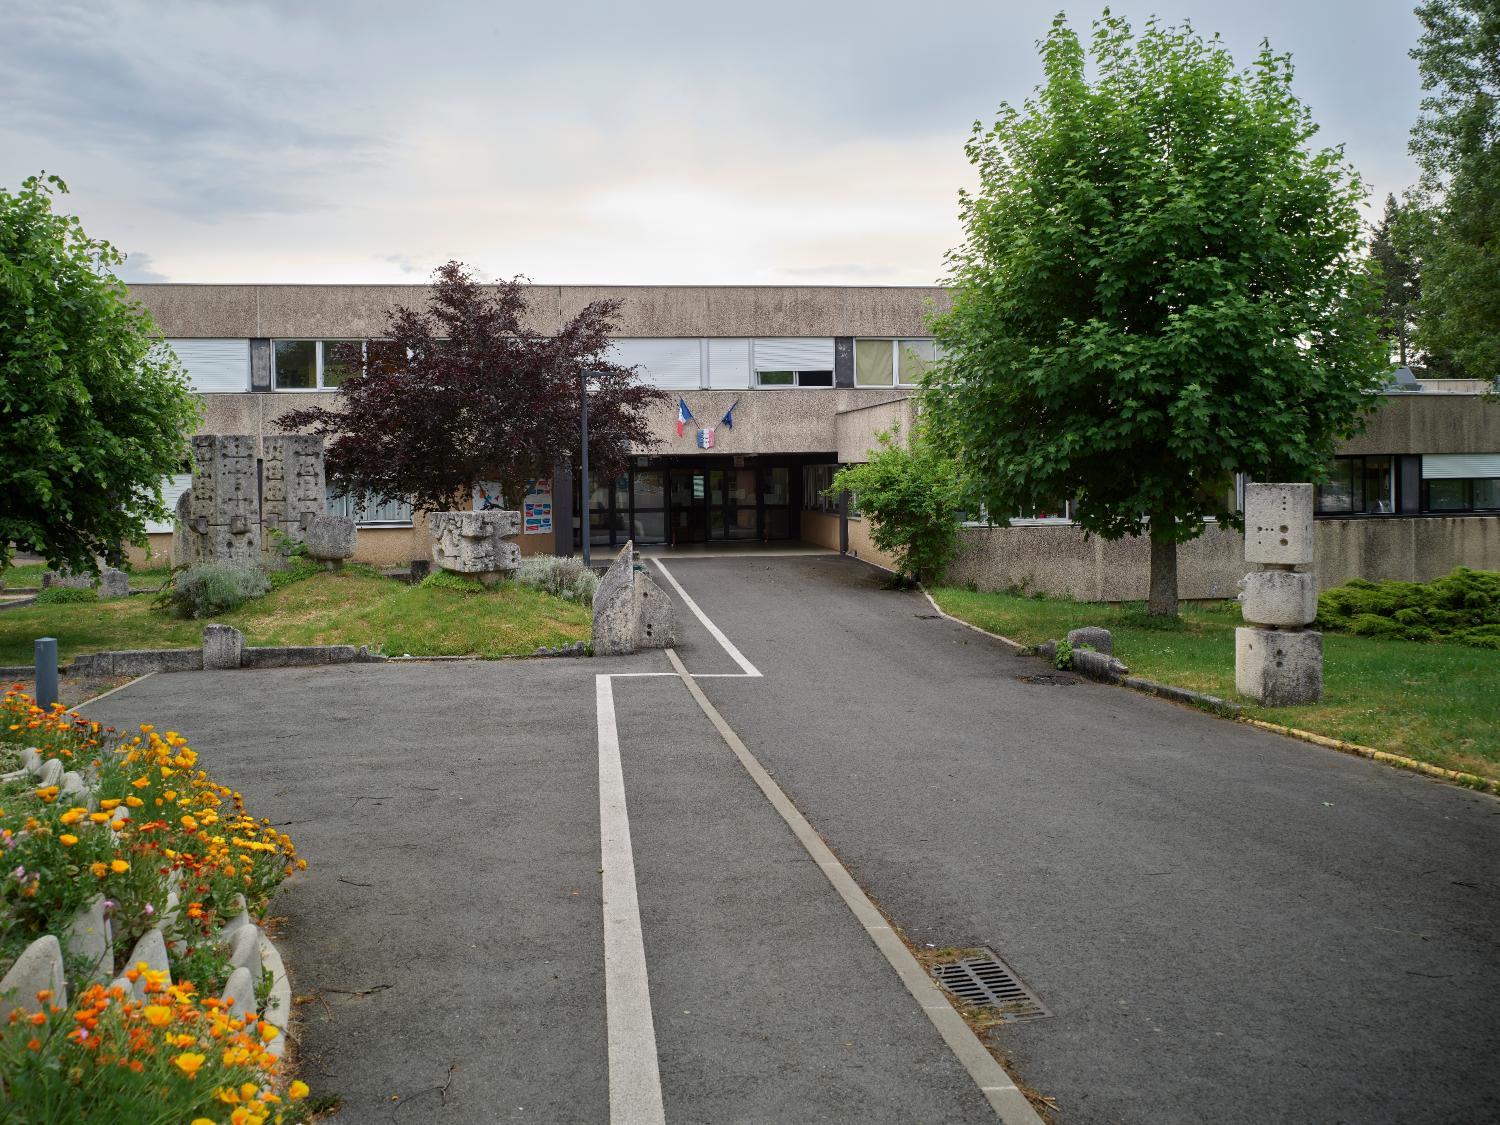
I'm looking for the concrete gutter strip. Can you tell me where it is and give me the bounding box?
[665,647,1044,1125]
[1122,676,1243,717]
[919,589,1026,651]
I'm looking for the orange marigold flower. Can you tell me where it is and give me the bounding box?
[111,859,130,874]
[131,776,150,789]
[125,795,144,808]
[90,861,108,877]
[25,1037,41,1051]
[59,834,78,846]
[288,1079,310,1099]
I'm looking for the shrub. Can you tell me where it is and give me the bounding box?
[515,555,599,606]
[419,570,487,594]
[33,586,97,606]
[1317,567,1500,646]
[157,563,270,619]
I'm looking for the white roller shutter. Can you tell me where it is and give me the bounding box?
[608,338,702,390]
[144,473,192,534]
[708,338,752,389]
[1421,453,1500,479]
[753,337,835,373]
[167,339,250,392]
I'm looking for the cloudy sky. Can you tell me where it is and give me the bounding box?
[1,0,1424,286]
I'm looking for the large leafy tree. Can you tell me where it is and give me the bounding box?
[1370,194,1420,367]
[0,174,199,574]
[1407,0,1500,377]
[279,261,668,513]
[926,14,1386,616]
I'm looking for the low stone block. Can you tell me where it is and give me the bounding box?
[0,935,66,1021]
[202,624,245,670]
[226,924,261,973]
[258,931,292,1057]
[240,644,360,669]
[42,569,94,591]
[1235,626,1323,705]
[635,569,676,650]
[37,758,64,787]
[97,568,130,599]
[303,514,357,561]
[591,543,638,657]
[220,965,257,1016]
[1244,483,1315,566]
[1240,570,1319,627]
[1066,626,1113,655]
[65,896,113,984]
[1071,647,1129,682]
[430,510,522,575]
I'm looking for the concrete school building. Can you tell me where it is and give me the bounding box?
[129,283,1500,599]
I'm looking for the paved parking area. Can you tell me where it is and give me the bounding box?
[83,553,1500,1124]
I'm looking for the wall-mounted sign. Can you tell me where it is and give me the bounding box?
[473,482,505,510]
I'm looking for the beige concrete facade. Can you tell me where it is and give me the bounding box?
[131,283,950,340]
[1342,393,1500,455]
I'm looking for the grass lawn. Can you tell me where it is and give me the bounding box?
[1,563,174,588]
[0,570,591,664]
[930,587,1500,784]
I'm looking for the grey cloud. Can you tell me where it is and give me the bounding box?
[118,250,167,282]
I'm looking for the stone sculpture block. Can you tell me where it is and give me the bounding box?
[0,935,67,1021]
[430,510,522,577]
[1235,627,1323,706]
[1240,570,1319,628]
[181,436,261,564]
[261,435,327,544]
[592,543,638,657]
[1066,626,1113,656]
[635,569,676,650]
[302,514,357,561]
[1244,483,1315,566]
[202,624,245,670]
[65,897,113,985]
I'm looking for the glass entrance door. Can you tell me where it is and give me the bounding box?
[669,468,708,544]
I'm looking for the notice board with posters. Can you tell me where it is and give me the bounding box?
[522,479,553,535]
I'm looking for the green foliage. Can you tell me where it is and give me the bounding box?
[1405,1,1500,377]
[419,569,488,594]
[0,174,200,574]
[32,586,97,606]
[1369,194,1420,368]
[515,554,600,605]
[158,563,270,619]
[267,556,323,590]
[1053,639,1074,670]
[1317,567,1500,648]
[829,427,965,584]
[926,14,1386,611]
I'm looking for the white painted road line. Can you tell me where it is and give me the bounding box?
[652,559,762,678]
[664,648,1043,1125]
[595,674,667,1125]
[73,672,156,710]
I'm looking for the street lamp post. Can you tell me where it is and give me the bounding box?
[580,368,591,568]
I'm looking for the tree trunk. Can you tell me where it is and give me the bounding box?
[1147,516,1179,617]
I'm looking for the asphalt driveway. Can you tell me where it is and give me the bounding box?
[654,554,1500,1125]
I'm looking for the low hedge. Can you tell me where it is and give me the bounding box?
[1316,567,1500,648]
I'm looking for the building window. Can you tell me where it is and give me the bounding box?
[802,464,841,514]
[1419,453,1500,513]
[275,340,366,390]
[854,338,937,386]
[326,489,413,526]
[756,370,833,387]
[1315,455,1396,515]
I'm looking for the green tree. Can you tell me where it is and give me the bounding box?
[1370,194,1419,367]
[829,426,965,585]
[0,175,199,573]
[926,14,1386,616]
[1407,0,1500,377]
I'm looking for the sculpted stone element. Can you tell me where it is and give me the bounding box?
[1235,627,1323,706]
[430,510,521,581]
[261,435,327,546]
[1236,483,1322,705]
[181,435,261,564]
[592,542,676,655]
[302,514,358,563]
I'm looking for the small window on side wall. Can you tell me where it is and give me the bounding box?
[274,340,366,389]
[854,338,938,386]
[756,370,832,387]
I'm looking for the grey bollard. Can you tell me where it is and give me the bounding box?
[34,637,59,710]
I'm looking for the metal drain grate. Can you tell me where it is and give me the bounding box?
[931,951,1051,1022]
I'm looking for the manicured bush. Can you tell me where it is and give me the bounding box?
[32,586,97,606]
[515,555,598,606]
[1316,567,1500,648]
[0,688,308,1119]
[158,563,271,619]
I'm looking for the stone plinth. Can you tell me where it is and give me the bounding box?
[1244,483,1314,566]
[203,624,245,670]
[1240,570,1319,628]
[303,514,357,562]
[430,510,521,580]
[1235,627,1323,705]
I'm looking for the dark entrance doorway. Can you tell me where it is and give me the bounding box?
[577,456,829,550]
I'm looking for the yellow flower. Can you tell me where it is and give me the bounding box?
[181,815,199,831]
[288,1080,309,1100]
[192,1119,217,1125]
[99,799,121,811]
[110,859,130,874]
[240,1082,259,1099]
[90,862,108,878]
[172,1051,206,1077]
[257,1022,279,1041]
[143,1005,173,1027]
[59,807,87,825]
[131,776,150,789]
[125,795,144,808]
[59,834,78,846]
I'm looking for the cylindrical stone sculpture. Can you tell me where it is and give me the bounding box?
[1235,483,1323,705]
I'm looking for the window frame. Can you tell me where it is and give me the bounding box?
[754,369,835,388]
[853,337,938,387]
[273,339,367,391]
[1314,455,1398,517]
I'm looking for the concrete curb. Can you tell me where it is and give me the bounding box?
[1241,718,1500,796]
[1122,676,1243,717]
[919,589,1025,651]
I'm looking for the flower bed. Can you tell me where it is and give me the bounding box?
[0,687,312,1123]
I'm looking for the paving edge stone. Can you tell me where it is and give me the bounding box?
[1122,677,1243,717]
[1241,718,1500,796]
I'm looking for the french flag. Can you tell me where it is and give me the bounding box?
[676,398,693,437]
